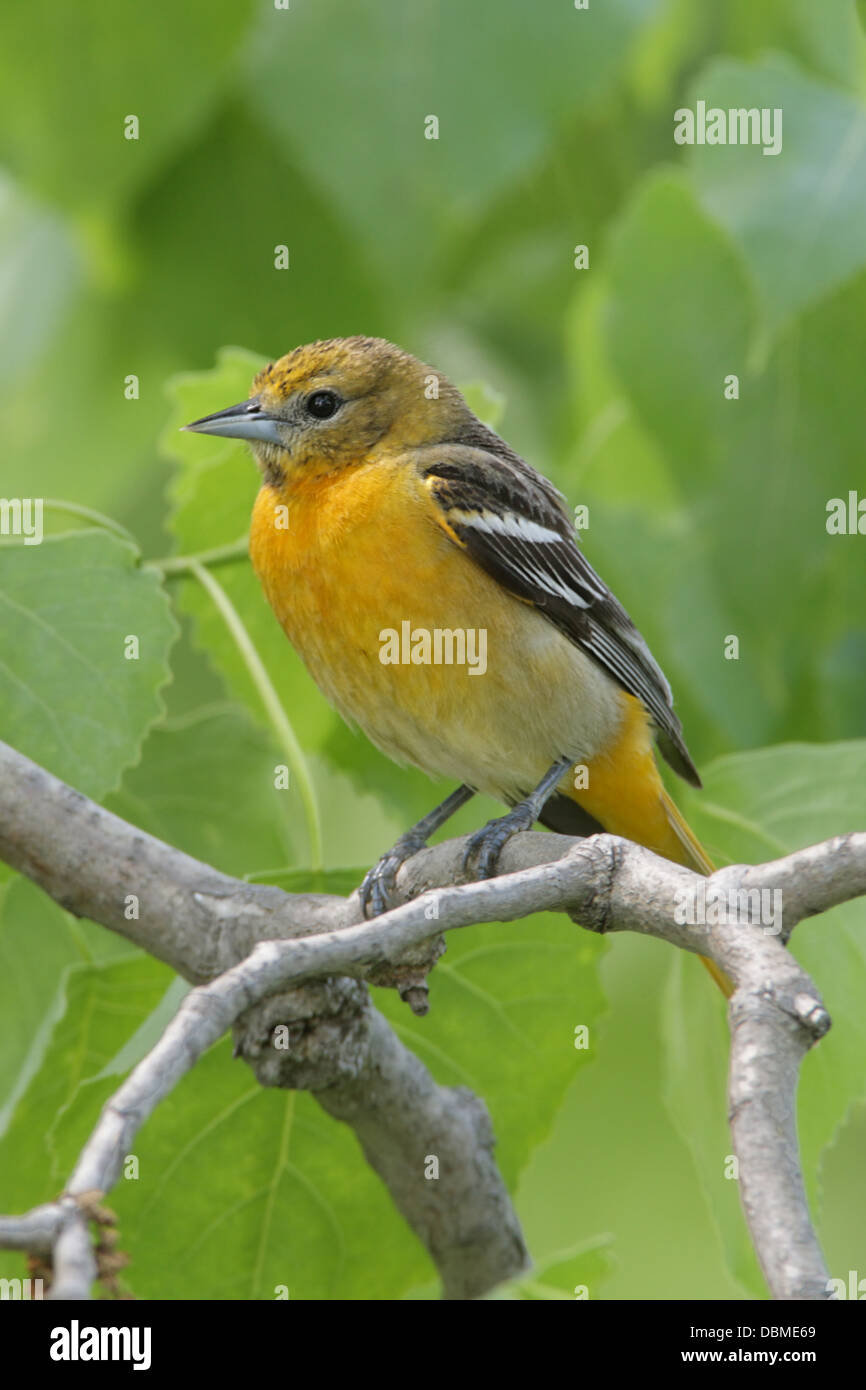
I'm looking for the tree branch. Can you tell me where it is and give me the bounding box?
[0,741,529,1298]
[1,739,863,1299]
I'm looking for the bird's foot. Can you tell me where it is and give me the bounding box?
[461,803,537,880]
[359,831,428,919]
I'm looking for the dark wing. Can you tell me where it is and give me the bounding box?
[419,437,701,787]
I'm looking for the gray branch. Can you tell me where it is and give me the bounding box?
[1,739,864,1300]
[0,1202,67,1252]
[49,1210,99,1302]
[0,741,529,1299]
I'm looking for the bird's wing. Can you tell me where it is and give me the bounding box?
[419,440,701,787]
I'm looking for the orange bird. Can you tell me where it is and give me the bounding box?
[185,337,726,992]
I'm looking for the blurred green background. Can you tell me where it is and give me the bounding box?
[1,0,865,1299]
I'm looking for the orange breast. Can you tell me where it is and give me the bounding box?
[247,454,628,801]
[249,458,471,648]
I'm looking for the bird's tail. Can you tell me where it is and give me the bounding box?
[660,785,713,876]
[659,788,732,997]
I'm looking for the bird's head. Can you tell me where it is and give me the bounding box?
[183,336,473,487]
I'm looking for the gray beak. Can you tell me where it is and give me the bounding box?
[182,398,285,446]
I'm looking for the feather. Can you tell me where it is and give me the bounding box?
[420,438,701,788]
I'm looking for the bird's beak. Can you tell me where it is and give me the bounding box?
[181,399,285,446]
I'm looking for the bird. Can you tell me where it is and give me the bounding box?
[184,336,728,993]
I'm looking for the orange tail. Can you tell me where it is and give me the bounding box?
[564,697,732,996]
[660,790,732,997]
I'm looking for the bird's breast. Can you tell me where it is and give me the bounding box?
[248,457,623,796]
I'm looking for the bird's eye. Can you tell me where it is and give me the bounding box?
[305,390,341,420]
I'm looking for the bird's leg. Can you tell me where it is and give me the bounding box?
[463,756,574,881]
[359,784,476,918]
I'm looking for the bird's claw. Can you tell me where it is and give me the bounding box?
[462,806,535,880]
[362,802,537,914]
[358,857,397,918]
[359,835,426,918]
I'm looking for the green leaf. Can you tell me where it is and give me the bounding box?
[246,867,366,897]
[818,1101,866,1287]
[580,503,769,762]
[0,291,180,542]
[0,956,174,1241]
[588,173,780,756]
[124,102,385,369]
[686,56,866,334]
[566,276,678,509]
[598,169,866,753]
[0,531,177,799]
[243,0,666,280]
[721,0,866,94]
[93,1043,433,1300]
[0,875,133,1138]
[0,0,258,214]
[607,169,756,464]
[375,916,606,1192]
[161,346,268,478]
[105,707,297,879]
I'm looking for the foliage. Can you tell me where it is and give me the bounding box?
[1,0,865,1299]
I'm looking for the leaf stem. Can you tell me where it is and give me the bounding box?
[185,559,323,871]
[43,498,137,544]
[149,537,250,574]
